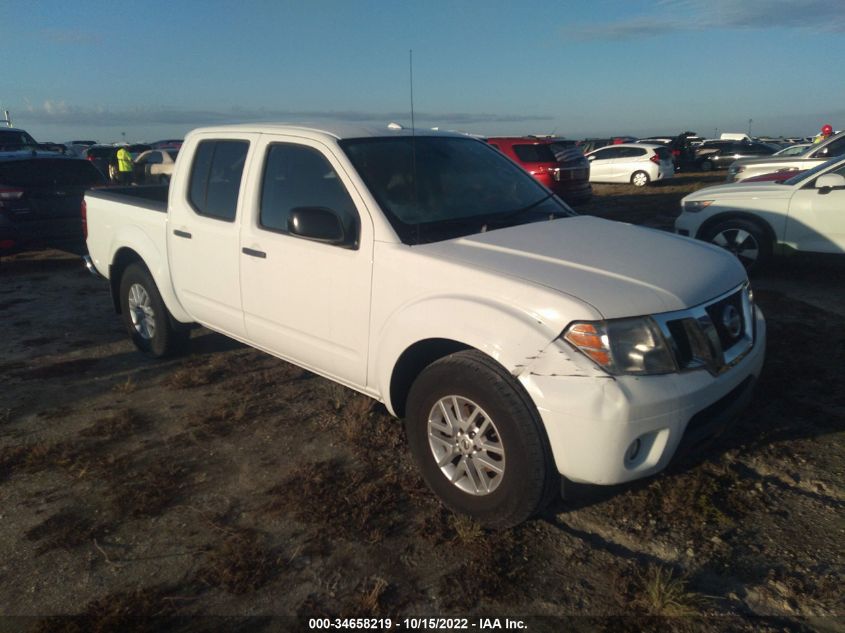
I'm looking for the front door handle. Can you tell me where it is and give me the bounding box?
[242,247,266,259]
[173,229,192,239]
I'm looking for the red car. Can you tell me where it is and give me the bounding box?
[741,169,805,183]
[486,137,591,205]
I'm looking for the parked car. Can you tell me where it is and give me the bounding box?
[0,128,40,151]
[0,152,105,258]
[726,131,845,182]
[676,156,845,270]
[150,139,183,150]
[486,137,591,205]
[741,169,806,183]
[695,140,777,171]
[133,149,179,184]
[772,143,812,157]
[84,145,119,180]
[584,143,674,186]
[84,123,765,528]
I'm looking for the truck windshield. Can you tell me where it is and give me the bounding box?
[340,136,574,244]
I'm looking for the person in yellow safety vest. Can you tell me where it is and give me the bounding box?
[813,124,834,144]
[116,146,134,185]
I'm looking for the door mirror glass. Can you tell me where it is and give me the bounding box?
[815,173,845,190]
[288,206,346,244]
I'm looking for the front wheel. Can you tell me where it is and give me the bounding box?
[631,170,650,187]
[119,263,189,357]
[405,350,557,528]
[703,219,771,272]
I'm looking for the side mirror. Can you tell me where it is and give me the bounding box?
[815,173,845,192]
[288,206,346,244]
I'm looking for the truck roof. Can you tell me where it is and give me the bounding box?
[186,122,467,142]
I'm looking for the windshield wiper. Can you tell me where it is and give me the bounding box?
[494,191,562,225]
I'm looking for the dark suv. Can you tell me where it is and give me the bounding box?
[695,141,777,170]
[486,137,591,205]
[0,152,105,257]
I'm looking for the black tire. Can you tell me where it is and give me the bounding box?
[700,158,714,171]
[405,350,557,528]
[702,218,772,272]
[119,263,189,357]
[631,170,650,187]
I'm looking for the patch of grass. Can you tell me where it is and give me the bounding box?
[635,565,705,616]
[196,527,282,594]
[437,528,529,607]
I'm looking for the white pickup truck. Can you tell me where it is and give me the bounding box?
[84,123,766,527]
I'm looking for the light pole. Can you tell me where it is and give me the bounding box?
[748,119,753,136]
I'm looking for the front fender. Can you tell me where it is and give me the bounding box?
[110,224,191,323]
[373,294,565,415]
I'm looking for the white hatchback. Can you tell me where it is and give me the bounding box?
[585,143,675,187]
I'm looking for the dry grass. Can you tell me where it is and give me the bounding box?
[351,576,390,616]
[635,565,705,616]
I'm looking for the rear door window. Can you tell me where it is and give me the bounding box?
[188,140,249,221]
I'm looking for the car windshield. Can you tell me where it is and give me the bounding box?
[782,156,845,186]
[341,136,574,245]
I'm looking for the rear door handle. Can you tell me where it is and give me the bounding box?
[173,229,192,239]
[242,247,266,259]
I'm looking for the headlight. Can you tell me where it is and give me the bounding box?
[563,317,676,375]
[683,200,713,212]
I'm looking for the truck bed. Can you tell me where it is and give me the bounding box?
[84,185,170,280]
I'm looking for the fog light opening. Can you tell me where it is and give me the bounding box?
[625,438,642,464]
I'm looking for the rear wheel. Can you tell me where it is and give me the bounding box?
[700,158,714,171]
[405,350,557,528]
[703,218,771,271]
[119,263,189,357]
[631,170,650,187]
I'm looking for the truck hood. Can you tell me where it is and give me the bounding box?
[686,182,793,200]
[417,216,745,319]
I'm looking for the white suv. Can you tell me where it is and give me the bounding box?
[677,156,845,269]
[585,143,674,187]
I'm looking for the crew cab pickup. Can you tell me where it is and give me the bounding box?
[84,124,766,527]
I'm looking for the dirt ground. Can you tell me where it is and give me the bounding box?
[0,173,843,632]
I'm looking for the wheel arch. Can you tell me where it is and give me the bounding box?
[389,338,472,418]
[108,235,191,323]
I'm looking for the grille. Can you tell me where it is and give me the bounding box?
[653,285,754,376]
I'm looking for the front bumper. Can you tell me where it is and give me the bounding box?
[518,306,766,485]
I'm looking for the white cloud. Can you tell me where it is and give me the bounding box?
[569,0,845,40]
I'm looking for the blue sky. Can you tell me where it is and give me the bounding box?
[2,0,844,143]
